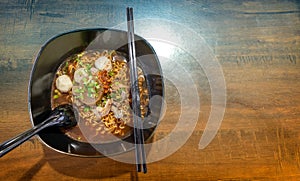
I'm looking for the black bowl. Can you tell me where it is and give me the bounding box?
[28,28,164,157]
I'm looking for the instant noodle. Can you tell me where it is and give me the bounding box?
[51,50,149,143]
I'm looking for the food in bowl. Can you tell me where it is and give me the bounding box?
[51,49,149,143]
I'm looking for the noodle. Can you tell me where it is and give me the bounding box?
[51,50,149,142]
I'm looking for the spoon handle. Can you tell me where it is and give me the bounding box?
[0,115,59,157]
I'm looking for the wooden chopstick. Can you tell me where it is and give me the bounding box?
[126,7,147,174]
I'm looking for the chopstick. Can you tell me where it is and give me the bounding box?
[126,7,147,173]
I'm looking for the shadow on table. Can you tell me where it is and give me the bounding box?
[19,136,154,181]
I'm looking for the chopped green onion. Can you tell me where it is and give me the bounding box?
[88,83,95,88]
[108,71,115,77]
[75,94,84,100]
[54,89,61,94]
[53,95,59,99]
[84,106,90,112]
[89,88,96,93]
[74,88,84,93]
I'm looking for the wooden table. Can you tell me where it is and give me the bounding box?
[1,0,300,180]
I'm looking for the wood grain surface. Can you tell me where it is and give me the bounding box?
[0,0,300,180]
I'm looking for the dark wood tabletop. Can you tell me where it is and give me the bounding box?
[0,0,300,180]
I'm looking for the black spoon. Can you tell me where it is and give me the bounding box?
[0,104,77,157]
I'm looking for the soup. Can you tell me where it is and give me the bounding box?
[51,50,149,143]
